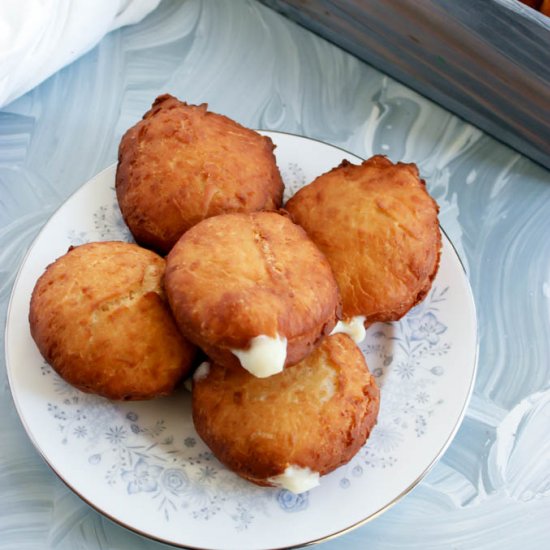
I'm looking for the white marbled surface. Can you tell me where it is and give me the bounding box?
[1,1,549,548]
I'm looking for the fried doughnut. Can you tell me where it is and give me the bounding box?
[116,94,284,254]
[286,155,441,326]
[165,211,340,377]
[29,241,196,400]
[192,333,380,492]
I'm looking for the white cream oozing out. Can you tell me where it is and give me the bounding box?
[231,334,287,378]
[330,315,367,343]
[193,361,211,382]
[268,465,320,494]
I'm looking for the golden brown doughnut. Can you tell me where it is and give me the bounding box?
[285,155,441,325]
[165,211,340,376]
[29,241,196,400]
[192,333,380,491]
[116,94,284,254]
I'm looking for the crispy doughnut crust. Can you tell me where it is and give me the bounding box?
[192,333,380,485]
[116,94,284,254]
[165,211,340,369]
[29,242,196,400]
[286,155,441,324]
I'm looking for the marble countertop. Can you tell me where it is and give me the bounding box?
[1,1,549,548]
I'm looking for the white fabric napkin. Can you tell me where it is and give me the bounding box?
[0,0,161,108]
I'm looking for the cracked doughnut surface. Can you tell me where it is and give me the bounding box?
[116,94,284,254]
[192,333,380,486]
[285,155,441,325]
[29,241,196,400]
[165,211,340,371]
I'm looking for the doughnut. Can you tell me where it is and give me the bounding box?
[165,211,340,377]
[286,155,441,326]
[29,241,196,399]
[116,94,284,254]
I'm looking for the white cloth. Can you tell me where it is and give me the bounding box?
[0,0,161,108]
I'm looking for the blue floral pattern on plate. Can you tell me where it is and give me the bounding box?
[43,369,277,526]
[6,134,477,550]
[41,164,452,524]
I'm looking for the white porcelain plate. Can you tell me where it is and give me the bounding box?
[5,132,477,550]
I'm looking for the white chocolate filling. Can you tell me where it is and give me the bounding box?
[330,315,366,343]
[268,465,320,494]
[231,334,287,378]
[183,377,193,392]
[193,361,211,382]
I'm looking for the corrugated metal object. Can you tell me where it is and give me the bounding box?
[261,0,550,168]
